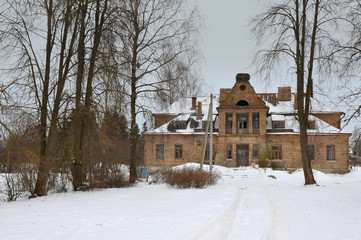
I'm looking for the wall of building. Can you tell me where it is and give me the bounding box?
[267,134,350,173]
[144,134,218,167]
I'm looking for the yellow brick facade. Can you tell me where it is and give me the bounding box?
[144,73,351,173]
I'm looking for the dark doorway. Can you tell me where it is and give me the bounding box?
[236,144,249,167]
[236,100,249,106]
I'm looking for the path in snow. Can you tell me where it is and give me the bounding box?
[186,168,291,240]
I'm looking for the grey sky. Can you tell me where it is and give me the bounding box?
[196,0,280,93]
[196,0,358,132]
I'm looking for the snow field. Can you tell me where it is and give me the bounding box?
[1,165,361,240]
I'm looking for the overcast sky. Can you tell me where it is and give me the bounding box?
[196,0,279,93]
[195,0,358,132]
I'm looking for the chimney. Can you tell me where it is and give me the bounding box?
[278,87,291,101]
[197,101,202,120]
[191,97,197,110]
[236,73,250,82]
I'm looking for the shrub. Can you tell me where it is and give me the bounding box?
[259,149,272,168]
[161,166,220,189]
[88,164,129,189]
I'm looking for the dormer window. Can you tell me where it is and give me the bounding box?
[272,121,285,129]
[307,121,315,130]
[175,121,186,129]
[271,115,285,129]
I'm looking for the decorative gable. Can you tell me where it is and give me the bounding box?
[219,73,265,107]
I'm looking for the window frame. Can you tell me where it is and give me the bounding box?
[227,145,232,159]
[253,144,259,160]
[226,113,233,129]
[252,113,259,129]
[326,145,335,161]
[238,116,247,129]
[156,144,164,160]
[271,145,282,160]
[175,144,183,160]
[272,121,285,129]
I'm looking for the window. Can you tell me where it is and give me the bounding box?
[175,144,183,160]
[156,144,164,160]
[202,121,207,129]
[227,145,232,159]
[307,121,315,130]
[272,121,285,129]
[253,145,259,160]
[252,113,259,129]
[205,144,215,160]
[238,116,247,129]
[307,145,314,161]
[175,121,186,129]
[326,145,335,160]
[226,113,233,129]
[271,145,282,159]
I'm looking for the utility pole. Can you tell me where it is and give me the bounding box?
[209,94,213,173]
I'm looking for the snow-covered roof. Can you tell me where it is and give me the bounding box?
[147,91,349,135]
[265,94,337,115]
[267,115,343,134]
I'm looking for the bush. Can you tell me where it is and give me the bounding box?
[160,166,220,189]
[259,149,272,168]
[88,164,129,189]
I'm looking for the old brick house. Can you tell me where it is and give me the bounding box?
[144,73,351,173]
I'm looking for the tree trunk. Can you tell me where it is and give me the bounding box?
[34,0,54,196]
[73,0,88,190]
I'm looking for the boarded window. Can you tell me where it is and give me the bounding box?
[326,145,335,160]
[175,145,183,160]
[271,145,282,159]
[156,144,164,160]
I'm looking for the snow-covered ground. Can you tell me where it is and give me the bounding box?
[1,165,361,240]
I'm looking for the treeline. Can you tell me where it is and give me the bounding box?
[0,0,203,198]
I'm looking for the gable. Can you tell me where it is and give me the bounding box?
[219,73,265,107]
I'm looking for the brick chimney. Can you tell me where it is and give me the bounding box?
[197,101,202,120]
[191,97,197,110]
[278,87,291,101]
[236,73,250,82]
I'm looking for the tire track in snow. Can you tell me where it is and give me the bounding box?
[258,187,291,240]
[185,186,243,240]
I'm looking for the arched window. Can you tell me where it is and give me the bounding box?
[236,100,249,106]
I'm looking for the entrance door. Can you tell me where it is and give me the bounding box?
[236,144,249,167]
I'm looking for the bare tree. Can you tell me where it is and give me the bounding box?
[252,0,345,185]
[336,0,361,126]
[114,0,201,183]
[154,46,204,110]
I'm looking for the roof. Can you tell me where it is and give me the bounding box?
[146,91,349,135]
